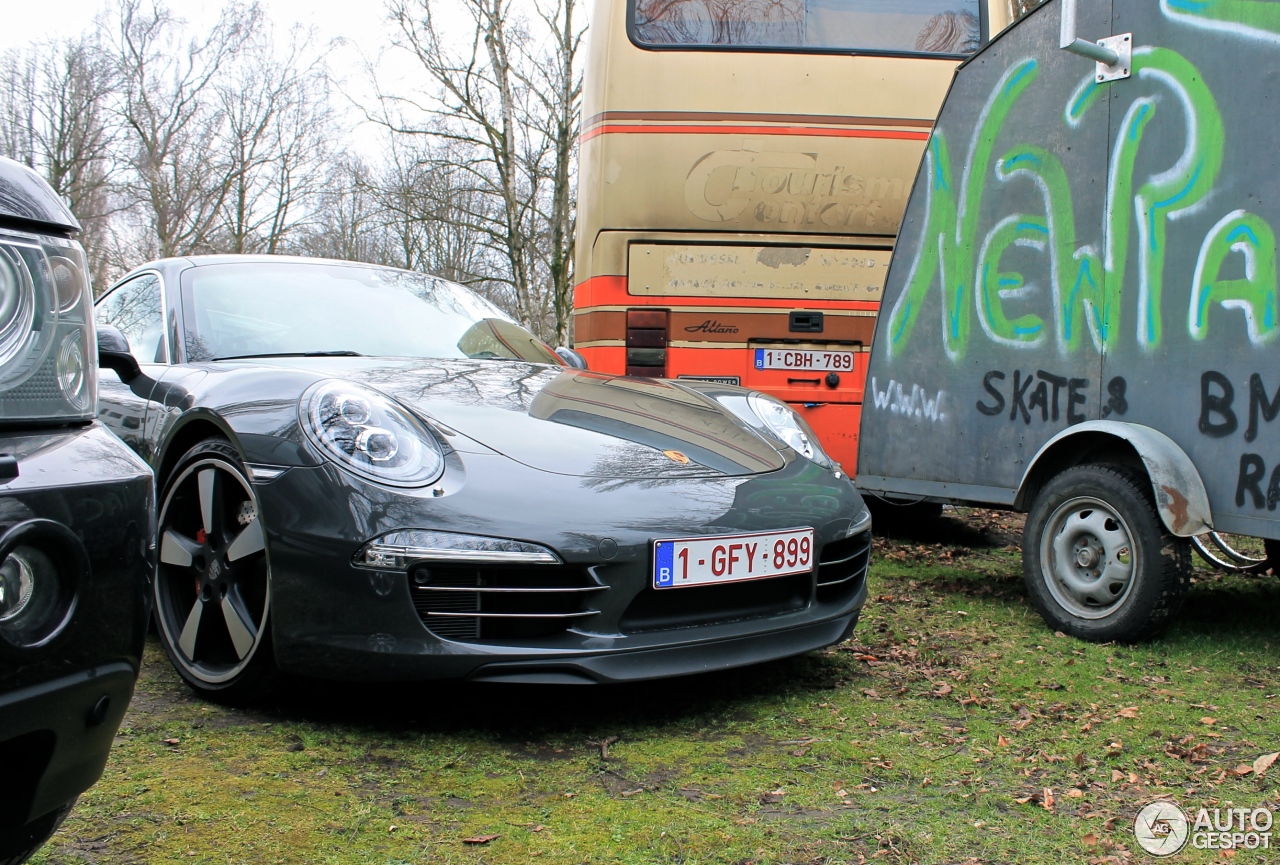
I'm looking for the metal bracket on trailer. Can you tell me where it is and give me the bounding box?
[1059,0,1132,83]
[1019,421,1213,537]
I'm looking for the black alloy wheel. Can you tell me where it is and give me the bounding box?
[154,439,274,702]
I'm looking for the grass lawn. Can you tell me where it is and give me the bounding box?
[32,509,1280,865]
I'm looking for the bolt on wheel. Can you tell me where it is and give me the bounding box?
[1040,496,1138,620]
[155,451,269,688]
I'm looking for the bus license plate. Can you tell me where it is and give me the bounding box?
[653,528,814,589]
[754,348,856,372]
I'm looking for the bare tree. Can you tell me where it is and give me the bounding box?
[0,52,37,166]
[520,0,585,345]
[376,137,497,283]
[378,0,584,343]
[0,37,120,286]
[290,156,387,265]
[2,0,581,317]
[215,25,333,254]
[112,0,259,258]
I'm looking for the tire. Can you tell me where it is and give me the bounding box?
[0,800,74,865]
[154,438,275,704]
[1022,464,1191,642]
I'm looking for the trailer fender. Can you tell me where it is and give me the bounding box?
[1018,421,1212,537]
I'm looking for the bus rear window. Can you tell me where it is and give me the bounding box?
[631,0,981,56]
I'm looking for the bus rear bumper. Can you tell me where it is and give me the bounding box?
[794,401,862,474]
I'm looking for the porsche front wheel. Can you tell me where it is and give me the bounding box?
[154,439,274,703]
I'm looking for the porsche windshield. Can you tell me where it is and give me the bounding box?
[180,261,560,364]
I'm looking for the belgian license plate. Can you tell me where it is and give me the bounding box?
[754,348,856,372]
[653,528,814,589]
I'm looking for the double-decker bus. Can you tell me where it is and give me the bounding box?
[573,0,1027,471]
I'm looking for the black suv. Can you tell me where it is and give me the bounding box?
[0,156,153,863]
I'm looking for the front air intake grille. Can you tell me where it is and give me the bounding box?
[410,564,605,642]
[620,572,811,634]
[816,530,872,605]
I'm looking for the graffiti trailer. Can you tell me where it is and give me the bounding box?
[857,0,1280,641]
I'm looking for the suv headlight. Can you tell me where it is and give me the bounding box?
[0,232,96,424]
[301,380,445,487]
[745,393,835,468]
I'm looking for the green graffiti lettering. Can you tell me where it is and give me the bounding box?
[975,215,1047,345]
[1162,0,1280,39]
[887,59,1039,359]
[1071,47,1226,349]
[995,146,1108,352]
[890,44,1273,360]
[1190,210,1280,344]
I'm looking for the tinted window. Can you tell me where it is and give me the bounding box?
[181,262,561,365]
[632,0,981,55]
[97,273,166,364]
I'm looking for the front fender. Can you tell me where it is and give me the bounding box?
[1018,421,1212,537]
[148,365,325,474]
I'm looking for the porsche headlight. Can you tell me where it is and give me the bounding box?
[302,380,445,487]
[746,393,834,468]
[0,233,95,424]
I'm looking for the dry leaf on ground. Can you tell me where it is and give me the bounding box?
[462,834,500,845]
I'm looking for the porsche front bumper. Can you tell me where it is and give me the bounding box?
[254,448,871,683]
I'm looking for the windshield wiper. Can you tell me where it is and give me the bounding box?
[211,351,365,361]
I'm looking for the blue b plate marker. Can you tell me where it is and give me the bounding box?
[754,349,765,370]
[654,541,674,588]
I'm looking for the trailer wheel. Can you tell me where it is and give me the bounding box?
[1023,464,1190,642]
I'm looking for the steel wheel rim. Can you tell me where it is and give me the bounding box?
[155,457,269,684]
[1039,495,1138,620]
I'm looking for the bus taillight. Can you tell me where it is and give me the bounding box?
[626,308,668,377]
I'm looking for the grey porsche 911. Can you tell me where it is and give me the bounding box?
[93,255,871,702]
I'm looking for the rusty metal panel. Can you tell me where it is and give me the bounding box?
[859,0,1280,540]
[628,244,889,301]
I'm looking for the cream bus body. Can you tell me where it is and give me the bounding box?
[574,0,1023,470]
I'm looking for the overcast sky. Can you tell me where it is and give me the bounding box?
[3,0,401,55]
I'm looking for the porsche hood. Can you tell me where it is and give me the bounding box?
[291,359,787,479]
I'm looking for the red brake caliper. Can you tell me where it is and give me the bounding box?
[195,529,206,594]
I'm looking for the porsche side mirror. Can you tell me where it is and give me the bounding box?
[555,346,588,370]
[97,324,142,383]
